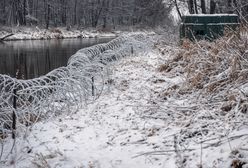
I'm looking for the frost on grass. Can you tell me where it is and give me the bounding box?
[0,34,152,162]
[143,27,248,167]
[1,28,248,167]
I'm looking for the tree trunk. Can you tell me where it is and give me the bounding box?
[174,0,182,19]
[16,0,25,25]
[73,0,78,25]
[35,0,38,19]
[2,0,6,24]
[45,2,50,29]
[23,0,27,25]
[210,0,216,14]
[228,0,232,7]
[188,0,194,14]
[201,0,206,14]
[103,16,107,29]
[63,2,67,26]
[193,0,198,14]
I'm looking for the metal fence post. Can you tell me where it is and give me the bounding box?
[12,89,17,139]
[92,77,95,96]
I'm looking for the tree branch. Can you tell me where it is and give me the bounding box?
[0,33,14,41]
[174,0,182,20]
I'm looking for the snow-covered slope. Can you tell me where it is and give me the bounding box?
[1,35,248,168]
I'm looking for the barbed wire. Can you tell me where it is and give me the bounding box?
[0,34,152,162]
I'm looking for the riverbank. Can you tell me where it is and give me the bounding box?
[0,29,248,168]
[0,26,156,41]
[0,27,116,41]
[1,33,248,168]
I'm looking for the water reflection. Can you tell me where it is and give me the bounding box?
[0,38,113,79]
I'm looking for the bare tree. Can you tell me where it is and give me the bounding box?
[188,0,194,14]
[201,0,206,14]
[0,0,172,28]
[210,0,216,14]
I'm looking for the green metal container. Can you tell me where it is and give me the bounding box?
[180,14,239,41]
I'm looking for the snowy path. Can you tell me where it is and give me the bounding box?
[3,51,177,168]
[2,48,248,168]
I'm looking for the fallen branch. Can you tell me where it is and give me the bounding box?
[0,33,14,41]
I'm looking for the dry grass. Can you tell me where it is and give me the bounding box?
[160,26,248,98]
[137,26,248,167]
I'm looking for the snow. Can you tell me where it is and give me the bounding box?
[0,27,156,41]
[184,14,238,17]
[0,27,117,41]
[207,23,239,25]
[1,50,179,168]
[1,35,248,168]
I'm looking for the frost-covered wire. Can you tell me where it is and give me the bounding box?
[0,34,152,160]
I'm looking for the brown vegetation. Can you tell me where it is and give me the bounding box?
[161,26,248,94]
[156,25,248,125]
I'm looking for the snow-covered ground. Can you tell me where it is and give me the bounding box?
[0,27,156,41]
[1,35,248,168]
[0,27,116,40]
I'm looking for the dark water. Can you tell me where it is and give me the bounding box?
[0,38,113,79]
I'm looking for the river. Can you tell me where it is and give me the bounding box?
[0,38,113,79]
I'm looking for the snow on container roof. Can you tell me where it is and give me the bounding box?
[182,14,239,24]
[184,14,238,17]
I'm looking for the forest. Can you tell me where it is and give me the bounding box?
[0,0,247,30]
[0,0,170,29]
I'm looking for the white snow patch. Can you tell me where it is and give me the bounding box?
[1,42,248,168]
